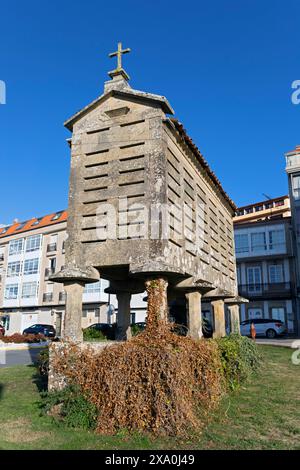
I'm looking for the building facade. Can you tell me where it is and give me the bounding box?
[0,211,147,335]
[234,195,298,334]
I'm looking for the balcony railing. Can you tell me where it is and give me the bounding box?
[59,291,66,302]
[44,267,55,279]
[238,282,292,298]
[43,293,53,303]
[47,243,57,253]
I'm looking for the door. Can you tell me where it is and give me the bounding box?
[247,267,262,294]
[21,313,39,332]
[55,312,62,336]
[271,307,285,323]
[247,309,264,335]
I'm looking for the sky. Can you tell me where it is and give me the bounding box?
[0,0,299,225]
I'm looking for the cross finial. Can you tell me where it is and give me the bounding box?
[108,42,131,81]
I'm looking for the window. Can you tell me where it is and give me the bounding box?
[255,205,263,212]
[245,207,253,214]
[7,261,21,277]
[5,284,19,299]
[24,258,39,275]
[84,281,101,294]
[271,307,285,323]
[52,211,63,221]
[275,200,284,207]
[251,232,266,252]
[31,218,42,227]
[269,265,284,284]
[25,234,41,252]
[235,234,249,254]
[9,238,24,255]
[22,282,38,298]
[269,230,285,251]
[248,308,263,319]
[265,202,273,209]
[247,266,262,292]
[292,176,300,200]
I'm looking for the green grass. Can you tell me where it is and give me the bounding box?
[0,345,299,449]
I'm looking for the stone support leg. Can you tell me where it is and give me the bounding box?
[228,304,240,334]
[116,291,132,341]
[185,291,202,340]
[145,278,168,328]
[212,299,226,338]
[63,282,84,342]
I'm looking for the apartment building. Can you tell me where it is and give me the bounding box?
[234,195,298,334]
[0,211,147,335]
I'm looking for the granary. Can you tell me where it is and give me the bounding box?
[51,43,243,342]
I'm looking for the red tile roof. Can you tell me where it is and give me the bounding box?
[0,210,67,239]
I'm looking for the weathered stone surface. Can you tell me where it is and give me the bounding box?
[51,64,238,342]
[185,291,202,340]
[48,341,117,391]
[212,299,226,338]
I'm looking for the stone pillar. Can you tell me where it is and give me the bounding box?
[116,291,132,341]
[145,277,168,328]
[228,304,240,334]
[211,299,226,338]
[63,282,84,342]
[185,291,202,340]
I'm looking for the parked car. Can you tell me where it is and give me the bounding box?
[202,317,214,338]
[23,324,56,338]
[86,323,116,340]
[170,318,214,338]
[240,319,287,339]
[0,324,5,336]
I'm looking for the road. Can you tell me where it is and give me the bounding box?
[0,347,43,368]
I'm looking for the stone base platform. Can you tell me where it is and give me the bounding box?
[48,340,119,391]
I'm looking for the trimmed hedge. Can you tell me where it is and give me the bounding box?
[0,333,46,344]
[217,334,262,390]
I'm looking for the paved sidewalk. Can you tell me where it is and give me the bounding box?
[256,338,300,348]
[0,341,49,351]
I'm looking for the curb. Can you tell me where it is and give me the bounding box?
[256,340,298,349]
[0,342,49,352]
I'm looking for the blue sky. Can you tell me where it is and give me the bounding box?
[0,0,299,224]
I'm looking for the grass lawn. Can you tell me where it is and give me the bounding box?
[0,345,299,450]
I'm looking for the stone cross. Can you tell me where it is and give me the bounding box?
[109,42,131,71]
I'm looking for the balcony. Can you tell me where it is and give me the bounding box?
[43,293,53,303]
[44,267,55,279]
[59,291,66,302]
[47,243,57,253]
[238,282,292,299]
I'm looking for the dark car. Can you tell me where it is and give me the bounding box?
[171,318,213,338]
[0,324,5,336]
[23,324,56,338]
[86,323,116,340]
[202,317,213,338]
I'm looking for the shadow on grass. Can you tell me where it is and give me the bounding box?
[28,365,48,393]
[0,383,4,401]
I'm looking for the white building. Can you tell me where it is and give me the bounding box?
[0,210,147,335]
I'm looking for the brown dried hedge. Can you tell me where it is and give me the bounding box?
[0,333,46,343]
[51,324,224,437]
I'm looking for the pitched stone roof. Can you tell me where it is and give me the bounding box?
[167,118,237,212]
